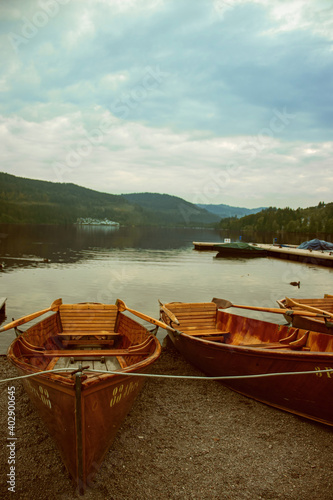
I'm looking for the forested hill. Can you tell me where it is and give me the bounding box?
[0,172,135,224]
[0,172,218,226]
[122,193,220,224]
[218,203,333,234]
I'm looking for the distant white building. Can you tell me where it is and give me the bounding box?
[76,218,120,226]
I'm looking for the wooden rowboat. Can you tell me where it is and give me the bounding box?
[160,300,333,426]
[277,295,333,334]
[6,299,161,493]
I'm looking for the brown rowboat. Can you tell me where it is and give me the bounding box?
[6,300,161,493]
[277,294,333,334]
[160,300,333,426]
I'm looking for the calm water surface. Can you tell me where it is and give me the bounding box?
[1,225,332,344]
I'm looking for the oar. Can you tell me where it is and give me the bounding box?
[0,298,63,332]
[212,298,329,318]
[116,299,177,332]
[285,297,333,319]
[158,300,180,325]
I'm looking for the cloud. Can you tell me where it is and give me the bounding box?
[1,110,331,208]
[0,0,332,209]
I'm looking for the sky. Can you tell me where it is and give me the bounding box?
[0,0,332,209]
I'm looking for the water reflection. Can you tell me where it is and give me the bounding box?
[0,224,328,271]
[1,225,222,270]
[1,224,332,347]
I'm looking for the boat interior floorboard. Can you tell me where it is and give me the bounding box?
[52,356,122,371]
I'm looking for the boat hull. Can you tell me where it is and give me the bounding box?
[169,330,333,425]
[162,303,333,426]
[213,242,267,258]
[19,368,146,490]
[7,302,161,492]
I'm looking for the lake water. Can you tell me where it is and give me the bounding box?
[0,224,332,347]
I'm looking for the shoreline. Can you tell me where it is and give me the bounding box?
[1,346,333,500]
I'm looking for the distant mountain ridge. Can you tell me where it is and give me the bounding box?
[197,203,266,219]
[1,172,329,232]
[0,172,219,226]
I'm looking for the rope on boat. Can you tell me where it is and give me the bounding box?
[0,368,85,383]
[1,367,333,384]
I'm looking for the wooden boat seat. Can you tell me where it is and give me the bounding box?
[60,339,115,346]
[59,304,118,336]
[161,302,230,341]
[162,302,219,328]
[59,330,119,337]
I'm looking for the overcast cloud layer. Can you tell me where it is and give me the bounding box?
[0,0,332,208]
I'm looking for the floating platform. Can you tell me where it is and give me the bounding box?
[193,242,333,267]
[193,242,220,251]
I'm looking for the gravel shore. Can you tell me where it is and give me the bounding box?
[1,344,333,500]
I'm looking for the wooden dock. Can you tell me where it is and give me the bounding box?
[193,242,219,251]
[261,244,333,267]
[193,242,333,267]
